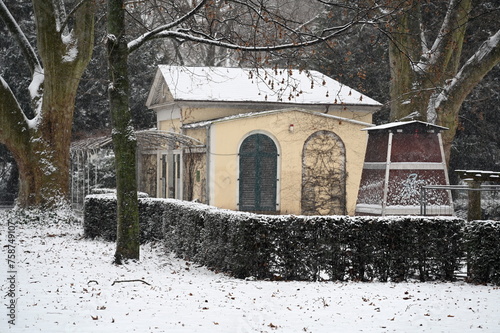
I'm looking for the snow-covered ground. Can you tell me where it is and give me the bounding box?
[1,211,500,333]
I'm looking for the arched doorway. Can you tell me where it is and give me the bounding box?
[239,133,278,212]
[302,130,346,215]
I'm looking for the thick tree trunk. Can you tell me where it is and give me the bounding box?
[107,0,140,263]
[388,3,428,122]
[31,0,94,206]
[0,1,94,207]
[387,0,488,165]
[0,75,84,207]
[434,29,500,163]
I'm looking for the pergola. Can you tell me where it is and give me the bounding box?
[70,129,203,209]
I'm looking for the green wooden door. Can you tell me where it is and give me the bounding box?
[239,134,278,212]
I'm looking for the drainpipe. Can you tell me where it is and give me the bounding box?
[205,124,211,205]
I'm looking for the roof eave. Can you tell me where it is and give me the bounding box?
[362,120,449,131]
[161,99,382,112]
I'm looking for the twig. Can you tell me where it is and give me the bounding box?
[111,279,151,286]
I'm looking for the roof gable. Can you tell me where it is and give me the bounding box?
[147,66,382,108]
[363,120,448,133]
[146,68,174,107]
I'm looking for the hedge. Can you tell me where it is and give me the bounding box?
[84,195,500,284]
[162,205,464,282]
[83,194,165,243]
[464,221,500,285]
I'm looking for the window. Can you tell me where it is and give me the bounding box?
[239,134,278,212]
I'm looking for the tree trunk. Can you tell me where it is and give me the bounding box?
[433,29,500,163]
[388,3,428,122]
[385,0,500,165]
[107,0,140,263]
[0,1,94,207]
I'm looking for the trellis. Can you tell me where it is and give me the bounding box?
[70,129,203,209]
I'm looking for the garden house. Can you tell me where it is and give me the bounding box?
[355,121,453,216]
[145,65,382,215]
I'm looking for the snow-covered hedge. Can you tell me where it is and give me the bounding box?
[162,201,465,282]
[162,201,274,279]
[84,196,500,284]
[464,221,500,285]
[83,194,165,243]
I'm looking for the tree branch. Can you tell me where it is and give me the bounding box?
[425,0,459,63]
[0,1,44,123]
[0,76,31,155]
[130,20,358,54]
[128,0,378,54]
[128,0,209,53]
[72,0,95,68]
[420,0,471,75]
[52,0,68,32]
[59,0,91,33]
[0,0,42,75]
[111,279,151,286]
[432,29,500,118]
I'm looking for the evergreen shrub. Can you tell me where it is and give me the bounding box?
[83,194,116,240]
[161,201,465,282]
[83,194,166,243]
[84,196,500,284]
[464,221,500,285]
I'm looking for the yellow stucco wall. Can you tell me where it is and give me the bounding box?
[206,110,369,215]
[158,118,181,132]
[182,106,250,124]
[158,104,373,129]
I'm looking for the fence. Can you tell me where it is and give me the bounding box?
[420,185,500,220]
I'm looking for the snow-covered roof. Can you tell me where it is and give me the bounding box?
[182,108,374,129]
[150,65,382,107]
[362,120,448,131]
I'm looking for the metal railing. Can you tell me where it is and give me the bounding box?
[420,185,500,220]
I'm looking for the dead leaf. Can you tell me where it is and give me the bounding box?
[268,323,278,329]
